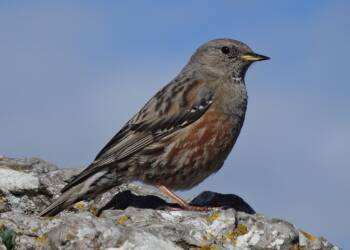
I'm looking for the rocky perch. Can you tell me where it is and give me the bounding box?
[0,157,341,250]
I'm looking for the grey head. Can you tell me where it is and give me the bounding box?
[189,38,269,79]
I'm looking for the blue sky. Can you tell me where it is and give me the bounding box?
[0,1,349,248]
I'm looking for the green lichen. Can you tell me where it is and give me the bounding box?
[0,224,16,250]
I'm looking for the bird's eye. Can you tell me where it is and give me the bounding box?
[221,46,230,54]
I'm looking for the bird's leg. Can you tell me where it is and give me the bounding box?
[157,185,210,212]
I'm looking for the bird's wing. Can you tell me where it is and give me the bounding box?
[61,79,214,192]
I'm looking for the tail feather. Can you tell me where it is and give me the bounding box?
[39,184,84,217]
[39,170,113,217]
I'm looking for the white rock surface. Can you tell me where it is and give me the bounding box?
[0,157,342,250]
[0,168,39,193]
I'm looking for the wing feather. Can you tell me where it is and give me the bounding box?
[61,79,213,192]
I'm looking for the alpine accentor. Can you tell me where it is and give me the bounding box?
[40,38,269,216]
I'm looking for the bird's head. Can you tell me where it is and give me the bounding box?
[190,38,269,79]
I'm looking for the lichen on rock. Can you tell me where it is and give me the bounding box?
[0,157,342,250]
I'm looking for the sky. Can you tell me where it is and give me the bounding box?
[0,1,349,248]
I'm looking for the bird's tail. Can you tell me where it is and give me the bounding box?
[39,170,112,217]
[39,182,86,217]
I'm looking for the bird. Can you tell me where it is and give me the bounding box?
[39,38,269,216]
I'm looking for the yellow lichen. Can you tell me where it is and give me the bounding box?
[116,215,129,225]
[290,244,305,250]
[227,224,249,245]
[66,231,76,241]
[35,234,48,244]
[207,213,220,223]
[199,245,220,250]
[65,226,77,241]
[73,201,86,211]
[0,196,7,203]
[301,230,317,241]
[89,207,98,216]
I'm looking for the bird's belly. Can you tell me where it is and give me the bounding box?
[140,107,242,190]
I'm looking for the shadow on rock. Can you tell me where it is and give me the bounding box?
[98,190,255,216]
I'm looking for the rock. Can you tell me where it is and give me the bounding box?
[190,191,255,214]
[0,157,57,174]
[0,168,39,194]
[98,189,255,217]
[0,156,342,250]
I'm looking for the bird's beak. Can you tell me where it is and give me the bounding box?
[240,52,270,62]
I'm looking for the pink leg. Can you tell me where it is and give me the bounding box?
[157,185,210,212]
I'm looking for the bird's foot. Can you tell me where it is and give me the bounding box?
[157,184,212,212]
[162,204,212,212]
